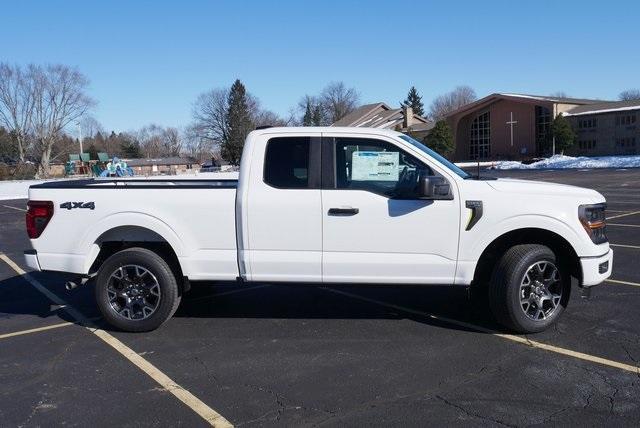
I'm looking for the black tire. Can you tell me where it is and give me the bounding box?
[489,244,570,333]
[95,247,181,332]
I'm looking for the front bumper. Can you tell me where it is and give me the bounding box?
[580,249,613,287]
[24,250,41,271]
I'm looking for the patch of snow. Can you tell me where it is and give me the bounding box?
[0,179,49,200]
[491,154,640,170]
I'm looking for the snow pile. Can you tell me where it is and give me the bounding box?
[492,155,640,170]
[0,179,48,200]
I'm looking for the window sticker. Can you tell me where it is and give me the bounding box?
[352,151,399,181]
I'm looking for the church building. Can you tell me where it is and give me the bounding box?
[444,93,608,161]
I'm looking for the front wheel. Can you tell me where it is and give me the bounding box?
[95,247,181,332]
[489,244,570,333]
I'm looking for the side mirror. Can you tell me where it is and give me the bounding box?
[419,176,452,200]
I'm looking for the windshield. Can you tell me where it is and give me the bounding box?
[399,135,471,179]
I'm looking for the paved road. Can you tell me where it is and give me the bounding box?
[1,169,639,426]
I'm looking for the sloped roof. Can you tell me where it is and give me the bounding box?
[445,93,611,119]
[565,99,640,116]
[332,102,430,129]
[498,93,605,105]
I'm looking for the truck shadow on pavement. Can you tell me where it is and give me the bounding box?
[0,272,505,334]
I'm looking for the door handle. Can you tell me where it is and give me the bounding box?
[328,207,359,216]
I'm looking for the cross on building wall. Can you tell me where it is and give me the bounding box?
[506,112,518,146]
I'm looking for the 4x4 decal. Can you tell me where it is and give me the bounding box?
[60,201,95,210]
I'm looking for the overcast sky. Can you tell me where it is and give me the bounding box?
[3,0,639,132]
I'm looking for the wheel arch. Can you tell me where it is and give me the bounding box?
[86,225,186,287]
[472,228,582,288]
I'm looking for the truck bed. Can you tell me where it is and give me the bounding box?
[28,177,240,281]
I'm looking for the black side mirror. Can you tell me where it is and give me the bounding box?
[419,176,452,200]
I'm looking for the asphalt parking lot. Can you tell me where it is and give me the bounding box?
[1,168,640,427]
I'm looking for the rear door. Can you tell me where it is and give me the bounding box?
[320,133,460,284]
[244,133,323,282]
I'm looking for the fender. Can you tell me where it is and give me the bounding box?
[79,211,186,274]
[467,214,587,261]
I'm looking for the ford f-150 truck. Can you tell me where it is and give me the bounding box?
[24,127,612,333]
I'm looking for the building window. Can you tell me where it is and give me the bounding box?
[615,137,637,155]
[535,106,551,153]
[578,139,597,150]
[578,117,598,129]
[616,114,637,126]
[470,111,490,159]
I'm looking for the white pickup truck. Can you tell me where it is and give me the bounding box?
[24,127,612,333]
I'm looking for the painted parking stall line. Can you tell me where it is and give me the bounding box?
[1,204,26,212]
[610,243,640,250]
[324,288,640,375]
[0,253,234,428]
[606,278,640,288]
[0,321,74,340]
[607,210,640,220]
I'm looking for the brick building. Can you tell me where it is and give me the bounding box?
[444,93,640,161]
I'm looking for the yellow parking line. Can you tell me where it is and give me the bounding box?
[606,278,640,287]
[1,204,26,212]
[0,253,233,428]
[607,211,640,220]
[324,288,639,375]
[610,243,640,250]
[0,322,74,340]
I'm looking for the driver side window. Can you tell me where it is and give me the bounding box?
[334,138,432,199]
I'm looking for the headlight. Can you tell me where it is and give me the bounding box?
[578,203,607,244]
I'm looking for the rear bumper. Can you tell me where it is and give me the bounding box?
[580,249,613,287]
[24,250,41,271]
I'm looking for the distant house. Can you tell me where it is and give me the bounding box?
[125,157,200,175]
[444,93,640,161]
[332,103,433,139]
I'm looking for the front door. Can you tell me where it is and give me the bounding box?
[321,134,460,284]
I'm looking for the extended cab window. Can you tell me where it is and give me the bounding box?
[334,138,432,198]
[264,137,310,188]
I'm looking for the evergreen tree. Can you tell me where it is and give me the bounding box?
[302,100,313,126]
[312,104,323,126]
[402,86,425,117]
[87,143,99,160]
[551,115,576,154]
[223,79,253,165]
[424,120,454,157]
[120,138,142,158]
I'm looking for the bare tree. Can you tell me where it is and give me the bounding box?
[191,88,229,145]
[619,89,640,101]
[0,63,35,161]
[162,127,182,157]
[549,91,570,98]
[28,64,95,177]
[429,85,477,120]
[320,82,359,123]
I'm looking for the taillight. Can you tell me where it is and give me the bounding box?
[26,201,54,239]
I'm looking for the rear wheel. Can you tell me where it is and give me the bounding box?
[95,247,181,332]
[489,244,570,333]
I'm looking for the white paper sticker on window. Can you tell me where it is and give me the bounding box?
[352,151,399,181]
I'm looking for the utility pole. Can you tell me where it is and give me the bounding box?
[77,122,83,154]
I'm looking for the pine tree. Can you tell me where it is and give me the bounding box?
[424,120,454,157]
[312,104,323,126]
[87,143,99,160]
[120,138,141,158]
[302,100,313,126]
[551,115,576,154]
[223,79,253,165]
[402,86,425,117]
